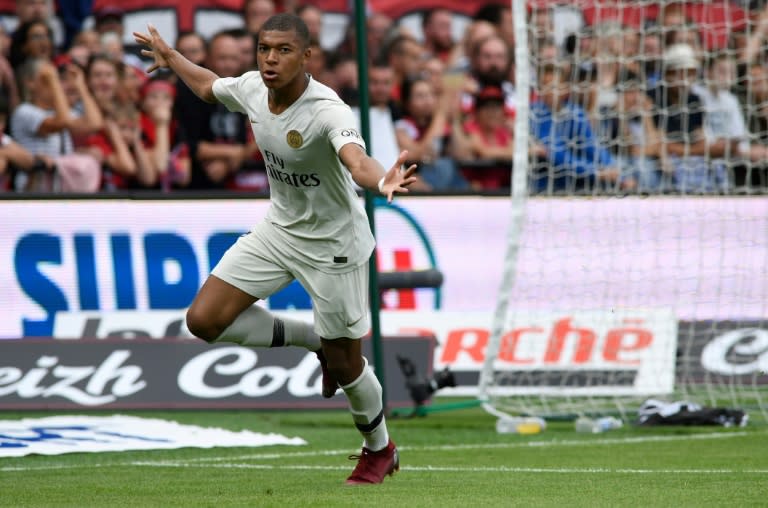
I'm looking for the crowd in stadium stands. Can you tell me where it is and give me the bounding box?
[2,0,768,194]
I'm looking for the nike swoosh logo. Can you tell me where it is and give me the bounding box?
[250,118,258,124]
[346,316,364,328]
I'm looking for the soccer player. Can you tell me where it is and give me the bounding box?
[133,13,416,485]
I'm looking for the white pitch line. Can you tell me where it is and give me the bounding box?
[0,431,757,474]
[182,430,751,463]
[129,462,768,475]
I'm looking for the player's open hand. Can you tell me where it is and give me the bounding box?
[381,150,418,203]
[133,23,172,73]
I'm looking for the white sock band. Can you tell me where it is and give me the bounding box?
[341,357,389,451]
[214,305,321,351]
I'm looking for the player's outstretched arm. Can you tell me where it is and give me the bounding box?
[340,145,418,203]
[133,23,220,104]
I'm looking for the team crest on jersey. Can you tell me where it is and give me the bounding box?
[286,130,303,148]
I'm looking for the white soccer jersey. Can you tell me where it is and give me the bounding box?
[212,72,375,273]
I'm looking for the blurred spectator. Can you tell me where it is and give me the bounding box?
[57,56,84,108]
[73,29,101,56]
[695,54,752,153]
[460,35,515,126]
[93,6,124,37]
[93,6,145,71]
[14,0,63,49]
[296,4,323,44]
[174,31,260,190]
[742,62,768,138]
[741,3,768,63]
[421,8,455,64]
[83,101,155,190]
[220,28,256,73]
[589,21,625,111]
[463,86,512,160]
[326,52,358,103]
[140,78,190,189]
[739,61,768,187]
[394,75,469,191]
[473,3,513,48]
[62,42,92,68]
[15,0,49,25]
[306,39,332,86]
[116,63,147,107]
[530,63,621,194]
[564,26,594,74]
[0,39,19,110]
[447,19,496,73]
[536,38,560,70]
[366,12,395,61]
[0,21,10,57]
[12,58,103,192]
[85,54,121,116]
[421,56,448,101]
[638,26,663,86]
[460,85,514,190]
[529,5,554,47]
[695,53,768,188]
[649,44,733,193]
[384,34,424,103]
[100,31,126,65]
[352,60,401,170]
[665,23,705,61]
[614,69,664,192]
[244,0,276,35]
[0,94,35,190]
[9,20,54,69]
[570,66,610,143]
[176,31,207,66]
[658,3,688,31]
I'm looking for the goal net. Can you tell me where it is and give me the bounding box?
[478,0,768,424]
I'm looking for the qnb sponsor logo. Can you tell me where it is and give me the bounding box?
[340,129,362,139]
[178,347,322,398]
[0,351,146,405]
[701,328,768,375]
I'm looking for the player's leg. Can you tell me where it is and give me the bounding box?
[185,274,319,350]
[299,264,398,484]
[321,337,391,450]
[185,230,320,352]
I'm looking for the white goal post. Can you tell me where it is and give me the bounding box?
[478,0,768,424]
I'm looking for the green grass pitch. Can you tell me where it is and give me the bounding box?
[1,401,767,507]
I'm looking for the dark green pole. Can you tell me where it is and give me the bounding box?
[353,0,387,407]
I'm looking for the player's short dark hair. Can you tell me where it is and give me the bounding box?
[260,13,311,49]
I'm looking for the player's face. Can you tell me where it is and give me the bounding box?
[257,29,309,89]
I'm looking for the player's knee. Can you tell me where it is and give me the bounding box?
[185,307,222,343]
[325,355,364,387]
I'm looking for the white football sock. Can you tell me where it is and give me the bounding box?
[341,357,390,452]
[214,305,321,351]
